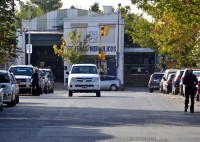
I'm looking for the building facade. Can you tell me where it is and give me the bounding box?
[63,6,124,87]
[16,6,125,86]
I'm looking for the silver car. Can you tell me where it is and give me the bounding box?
[0,70,17,107]
[100,75,121,91]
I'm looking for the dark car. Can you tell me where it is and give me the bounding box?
[172,69,184,95]
[148,72,164,93]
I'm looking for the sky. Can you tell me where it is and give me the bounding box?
[18,0,142,14]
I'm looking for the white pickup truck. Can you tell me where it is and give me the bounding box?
[67,64,101,97]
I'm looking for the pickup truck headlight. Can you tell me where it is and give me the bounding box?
[27,78,32,82]
[93,77,100,82]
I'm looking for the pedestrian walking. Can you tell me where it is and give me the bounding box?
[183,69,198,113]
[31,68,40,96]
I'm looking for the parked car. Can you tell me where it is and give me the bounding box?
[40,68,55,93]
[38,69,46,94]
[10,73,20,104]
[8,65,34,94]
[148,72,164,93]
[0,70,17,107]
[163,73,175,94]
[159,69,177,93]
[196,77,200,101]
[0,88,3,111]
[172,69,184,95]
[100,75,121,91]
[179,69,200,96]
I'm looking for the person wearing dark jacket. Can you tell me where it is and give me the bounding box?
[31,68,40,96]
[183,69,198,113]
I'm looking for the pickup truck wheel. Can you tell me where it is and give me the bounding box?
[69,90,73,97]
[96,90,101,97]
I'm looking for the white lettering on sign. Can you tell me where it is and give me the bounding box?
[89,46,116,52]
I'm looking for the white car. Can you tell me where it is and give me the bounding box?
[0,70,17,107]
[100,75,121,91]
[0,88,3,111]
[67,64,101,97]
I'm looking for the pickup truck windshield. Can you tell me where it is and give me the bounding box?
[9,67,34,76]
[71,66,98,74]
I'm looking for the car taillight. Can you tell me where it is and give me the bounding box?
[176,77,181,81]
[198,81,200,87]
[167,80,172,84]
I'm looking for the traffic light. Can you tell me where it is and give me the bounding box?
[100,26,105,36]
[105,26,110,36]
[98,49,102,59]
[102,52,105,60]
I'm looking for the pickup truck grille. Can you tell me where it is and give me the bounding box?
[16,79,27,82]
[76,78,93,82]
[75,85,94,87]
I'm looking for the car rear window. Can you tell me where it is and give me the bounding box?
[9,67,34,76]
[193,71,200,77]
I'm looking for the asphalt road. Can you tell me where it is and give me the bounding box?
[0,88,200,142]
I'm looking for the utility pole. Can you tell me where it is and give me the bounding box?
[116,3,121,71]
[28,1,31,65]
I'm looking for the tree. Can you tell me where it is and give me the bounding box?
[0,0,19,64]
[31,0,63,13]
[16,1,44,28]
[130,0,200,67]
[53,30,90,64]
[89,2,102,13]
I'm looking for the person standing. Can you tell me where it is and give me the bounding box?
[31,68,40,96]
[183,69,198,113]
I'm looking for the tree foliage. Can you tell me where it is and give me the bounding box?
[89,2,102,13]
[130,0,200,67]
[53,30,90,64]
[16,1,44,28]
[31,0,63,13]
[0,0,19,64]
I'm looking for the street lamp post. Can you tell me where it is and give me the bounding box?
[116,3,121,69]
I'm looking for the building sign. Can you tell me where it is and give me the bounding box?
[89,46,116,52]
